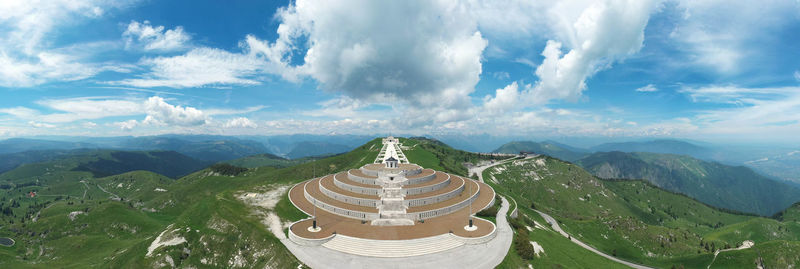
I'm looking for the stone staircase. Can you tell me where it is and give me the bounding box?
[372,181,414,226]
[322,233,464,257]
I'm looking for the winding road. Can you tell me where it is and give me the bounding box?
[472,155,653,269]
[534,209,654,269]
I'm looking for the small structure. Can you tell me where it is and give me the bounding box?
[28,191,36,198]
[384,156,399,168]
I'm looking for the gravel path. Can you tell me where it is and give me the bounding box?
[281,197,513,269]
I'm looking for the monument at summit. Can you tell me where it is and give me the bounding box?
[286,136,498,257]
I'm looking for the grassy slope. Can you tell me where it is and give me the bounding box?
[0,139,384,268]
[485,156,800,268]
[401,139,633,268]
[579,151,800,216]
[401,137,504,176]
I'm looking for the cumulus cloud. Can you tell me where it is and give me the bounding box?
[141,96,208,126]
[113,119,138,131]
[635,84,658,92]
[223,117,257,128]
[258,0,488,108]
[123,20,191,51]
[528,0,657,103]
[483,82,521,116]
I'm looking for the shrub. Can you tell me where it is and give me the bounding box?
[209,163,248,176]
[514,228,536,260]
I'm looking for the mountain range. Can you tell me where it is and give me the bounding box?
[1,137,799,267]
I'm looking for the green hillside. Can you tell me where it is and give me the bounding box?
[0,138,384,268]
[578,151,800,216]
[402,137,505,176]
[2,137,798,268]
[773,202,800,222]
[492,141,588,161]
[485,155,800,268]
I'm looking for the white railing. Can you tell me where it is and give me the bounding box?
[347,170,380,185]
[413,184,481,221]
[404,174,451,195]
[402,171,437,186]
[406,178,464,207]
[304,185,379,220]
[319,179,379,207]
[335,173,380,195]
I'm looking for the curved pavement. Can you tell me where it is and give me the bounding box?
[280,197,513,269]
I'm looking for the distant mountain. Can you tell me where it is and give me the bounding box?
[492,141,588,161]
[577,151,800,216]
[745,150,800,184]
[285,141,351,159]
[0,149,86,174]
[590,139,713,158]
[241,134,373,157]
[223,153,311,168]
[72,151,209,178]
[0,150,208,182]
[0,138,96,154]
[121,136,269,162]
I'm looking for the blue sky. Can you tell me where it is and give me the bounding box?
[1,0,799,144]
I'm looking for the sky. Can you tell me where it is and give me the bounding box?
[1,0,799,144]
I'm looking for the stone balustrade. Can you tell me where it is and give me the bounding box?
[403,174,451,195]
[335,173,380,195]
[405,179,464,208]
[304,186,379,220]
[319,179,379,207]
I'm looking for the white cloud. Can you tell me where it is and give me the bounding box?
[483,82,521,116]
[260,0,487,109]
[671,0,800,74]
[28,121,56,128]
[528,0,657,104]
[794,70,800,82]
[114,47,265,88]
[0,0,134,87]
[492,72,510,80]
[113,119,138,131]
[141,96,208,126]
[36,97,142,122]
[679,85,800,140]
[224,117,257,128]
[635,84,658,92]
[123,20,191,51]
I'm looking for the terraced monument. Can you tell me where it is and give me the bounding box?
[287,137,498,257]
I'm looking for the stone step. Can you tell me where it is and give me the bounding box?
[322,234,464,257]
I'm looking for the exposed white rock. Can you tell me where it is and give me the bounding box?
[68,211,85,221]
[529,241,545,256]
[146,225,187,257]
